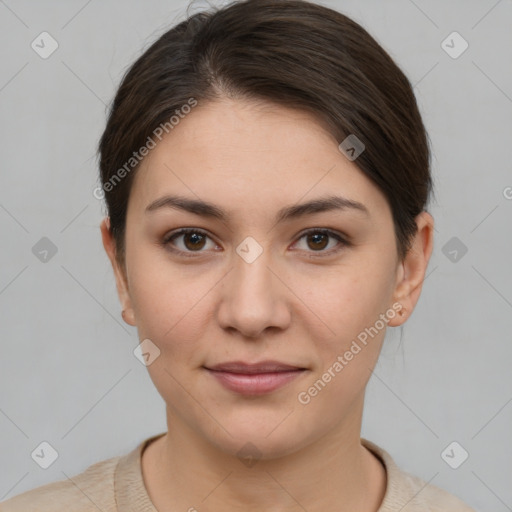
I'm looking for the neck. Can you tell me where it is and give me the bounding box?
[142,399,386,512]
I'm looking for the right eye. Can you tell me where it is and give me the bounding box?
[162,228,219,256]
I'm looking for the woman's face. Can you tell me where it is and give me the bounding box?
[103,97,430,459]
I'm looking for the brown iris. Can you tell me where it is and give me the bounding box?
[183,232,207,251]
[306,232,329,251]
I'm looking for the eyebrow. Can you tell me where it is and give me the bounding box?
[145,194,370,222]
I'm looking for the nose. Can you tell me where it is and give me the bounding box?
[216,245,291,339]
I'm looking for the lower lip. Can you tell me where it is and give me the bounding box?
[205,368,305,395]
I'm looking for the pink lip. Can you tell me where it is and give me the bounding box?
[204,361,307,395]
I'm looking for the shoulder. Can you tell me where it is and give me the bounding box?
[386,467,477,511]
[0,454,122,512]
[361,438,478,512]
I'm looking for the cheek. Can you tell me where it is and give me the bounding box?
[296,258,394,340]
[126,244,226,371]
[128,268,213,406]
[293,261,394,410]
[295,268,390,412]
[131,274,209,346]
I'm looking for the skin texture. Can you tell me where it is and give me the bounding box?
[101,97,434,512]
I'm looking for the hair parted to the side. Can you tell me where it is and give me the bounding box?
[97,0,434,269]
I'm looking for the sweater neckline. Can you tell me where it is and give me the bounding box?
[114,432,401,512]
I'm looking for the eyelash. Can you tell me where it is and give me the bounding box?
[161,227,350,259]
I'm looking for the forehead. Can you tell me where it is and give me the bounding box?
[128,98,390,221]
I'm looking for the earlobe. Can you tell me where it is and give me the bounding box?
[100,217,137,326]
[388,211,434,327]
[387,261,408,327]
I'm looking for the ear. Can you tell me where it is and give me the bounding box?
[100,217,136,326]
[387,211,434,327]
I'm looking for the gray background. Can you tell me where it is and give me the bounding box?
[1,0,511,510]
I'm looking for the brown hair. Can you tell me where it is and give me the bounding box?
[97,0,434,268]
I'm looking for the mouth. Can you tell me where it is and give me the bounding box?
[203,360,308,395]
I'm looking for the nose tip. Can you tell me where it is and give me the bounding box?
[216,247,291,338]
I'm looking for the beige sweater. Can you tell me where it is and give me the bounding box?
[0,432,476,511]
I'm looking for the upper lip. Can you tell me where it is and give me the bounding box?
[205,360,305,374]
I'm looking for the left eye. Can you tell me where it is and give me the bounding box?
[293,229,347,254]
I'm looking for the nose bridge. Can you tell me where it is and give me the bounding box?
[234,238,273,293]
[232,235,276,306]
[217,235,290,337]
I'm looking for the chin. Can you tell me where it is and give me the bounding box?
[200,415,315,462]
